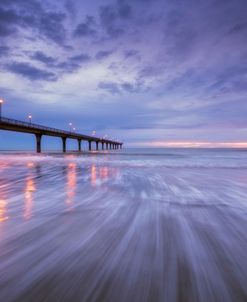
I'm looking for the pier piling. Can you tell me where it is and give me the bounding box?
[35,134,42,153]
[62,137,67,153]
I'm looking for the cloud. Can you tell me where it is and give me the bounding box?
[198,98,247,128]
[52,53,91,73]
[5,61,57,81]
[99,4,125,38]
[121,81,144,93]
[0,0,42,10]
[95,50,112,60]
[124,49,139,58]
[117,1,132,19]
[0,1,67,45]
[30,51,56,64]
[98,81,120,94]
[138,65,164,79]
[137,140,247,148]
[37,11,66,45]
[54,61,80,73]
[98,79,146,95]
[69,53,91,62]
[26,52,91,75]
[0,46,9,56]
[0,6,19,37]
[74,16,96,37]
[1,0,247,145]
[64,0,77,18]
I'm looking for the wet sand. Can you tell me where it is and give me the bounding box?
[0,149,246,302]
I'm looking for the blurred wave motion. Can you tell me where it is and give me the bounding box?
[0,148,246,302]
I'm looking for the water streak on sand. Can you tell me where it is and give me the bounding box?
[0,148,246,302]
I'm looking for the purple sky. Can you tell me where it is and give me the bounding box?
[0,0,247,148]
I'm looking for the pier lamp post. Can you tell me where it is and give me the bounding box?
[73,127,76,133]
[28,115,32,125]
[69,122,72,132]
[92,130,96,136]
[0,99,3,119]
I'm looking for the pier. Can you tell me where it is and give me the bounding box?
[0,117,123,153]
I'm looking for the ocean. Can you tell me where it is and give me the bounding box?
[0,148,246,302]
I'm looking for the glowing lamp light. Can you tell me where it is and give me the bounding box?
[69,122,73,132]
[0,99,3,118]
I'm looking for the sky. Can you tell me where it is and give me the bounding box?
[0,0,247,149]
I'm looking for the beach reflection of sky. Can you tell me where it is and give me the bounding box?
[0,150,246,302]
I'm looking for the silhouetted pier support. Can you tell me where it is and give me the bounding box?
[35,134,42,153]
[62,137,67,153]
[106,143,108,150]
[102,142,104,150]
[88,141,92,151]
[96,141,99,151]
[78,139,81,152]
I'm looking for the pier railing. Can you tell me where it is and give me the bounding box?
[0,116,72,136]
[0,116,119,143]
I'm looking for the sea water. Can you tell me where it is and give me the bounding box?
[0,148,246,302]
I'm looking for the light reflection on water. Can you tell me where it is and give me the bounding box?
[66,163,77,210]
[24,173,36,220]
[0,199,8,222]
[0,149,246,302]
[91,164,97,187]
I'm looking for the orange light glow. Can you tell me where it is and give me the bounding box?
[91,165,97,186]
[0,99,3,104]
[24,176,35,220]
[99,167,109,179]
[0,199,8,222]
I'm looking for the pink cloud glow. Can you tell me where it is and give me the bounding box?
[132,141,247,148]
